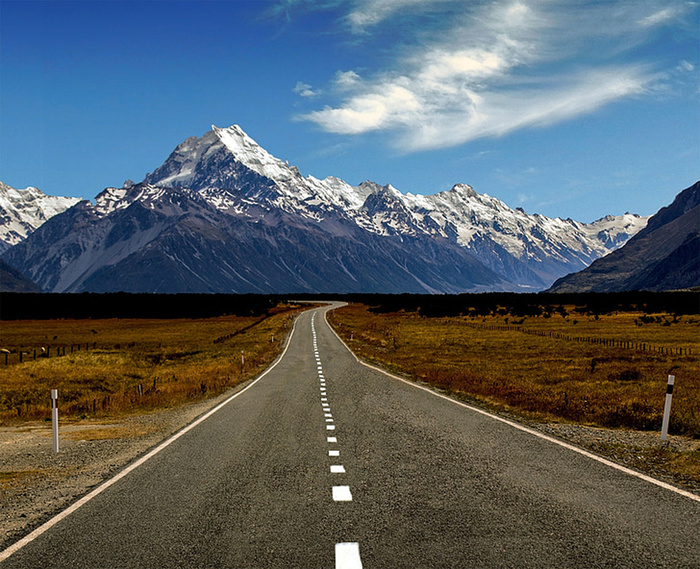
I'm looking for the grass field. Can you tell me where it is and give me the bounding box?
[0,304,302,425]
[328,303,700,435]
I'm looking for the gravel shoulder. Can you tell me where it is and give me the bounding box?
[0,381,252,552]
[2,379,698,553]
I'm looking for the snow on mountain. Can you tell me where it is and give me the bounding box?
[0,182,80,253]
[549,181,700,292]
[145,124,648,274]
[3,124,650,293]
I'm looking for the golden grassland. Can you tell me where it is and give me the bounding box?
[328,303,700,486]
[0,305,303,425]
[329,304,700,434]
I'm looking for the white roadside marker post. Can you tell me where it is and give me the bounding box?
[660,375,675,443]
[51,389,59,453]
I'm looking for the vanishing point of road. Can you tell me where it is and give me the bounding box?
[2,304,698,568]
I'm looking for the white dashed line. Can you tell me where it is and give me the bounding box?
[332,486,353,501]
[315,312,364,569]
[335,542,362,569]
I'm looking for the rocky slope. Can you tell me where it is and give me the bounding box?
[549,181,700,292]
[3,125,647,293]
[0,182,80,253]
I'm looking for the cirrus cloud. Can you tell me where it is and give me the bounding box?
[290,0,697,151]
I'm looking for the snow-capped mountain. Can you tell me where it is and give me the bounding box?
[3,124,648,293]
[549,181,700,292]
[0,182,80,253]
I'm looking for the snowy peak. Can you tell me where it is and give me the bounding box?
[212,124,301,184]
[144,130,223,188]
[449,183,479,199]
[138,123,650,289]
[583,212,647,250]
[0,182,80,252]
[7,122,652,293]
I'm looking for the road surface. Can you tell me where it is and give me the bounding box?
[2,304,699,568]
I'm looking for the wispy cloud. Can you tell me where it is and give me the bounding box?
[346,0,448,31]
[293,81,318,98]
[637,6,683,27]
[286,0,698,151]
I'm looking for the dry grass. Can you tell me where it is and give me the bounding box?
[329,303,700,487]
[62,425,157,441]
[0,305,303,425]
[329,304,700,436]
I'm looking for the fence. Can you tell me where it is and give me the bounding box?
[467,323,693,356]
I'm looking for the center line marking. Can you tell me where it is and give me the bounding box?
[332,486,352,501]
[327,436,337,443]
[335,542,362,569]
[329,450,340,456]
[324,413,333,417]
[330,465,346,473]
[326,425,336,430]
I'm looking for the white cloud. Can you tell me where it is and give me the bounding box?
[334,70,362,90]
[677,60,695,72]
[347,0,447,31]
[637,7,681,27]
[400,67,651,151]
[294,0,696,151]
[293,81,317,97]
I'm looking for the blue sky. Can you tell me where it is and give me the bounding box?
[1,0,698,222]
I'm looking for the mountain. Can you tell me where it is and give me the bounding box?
[0,258,42,293]
[548,181,700,292]
[0,182,80,253]
[2,124,648,294]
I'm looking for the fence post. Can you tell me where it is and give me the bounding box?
[660,375,675,442]
[51,389,59,453]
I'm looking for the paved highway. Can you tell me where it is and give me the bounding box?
[2,304,699,568]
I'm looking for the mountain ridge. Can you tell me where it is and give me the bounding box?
[0,182,80,253]
[3,124,649,294]
[548,181,700,292]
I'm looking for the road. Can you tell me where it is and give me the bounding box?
[2,304,699,568]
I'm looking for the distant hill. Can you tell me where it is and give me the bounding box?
[0,258,42,293]
[548,181,700,292]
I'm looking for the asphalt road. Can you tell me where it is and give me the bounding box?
[2,304,699,568]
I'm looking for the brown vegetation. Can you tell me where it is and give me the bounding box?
[329,303,700,486]
[0,305,302,425]
[329,303,700,435]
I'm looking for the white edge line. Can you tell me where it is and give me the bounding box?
[323,306,700,504]
[0,309,309,562]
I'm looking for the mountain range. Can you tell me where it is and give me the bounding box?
[549,180,700,293]
[1,124,648,294]
[0,182,79,253]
